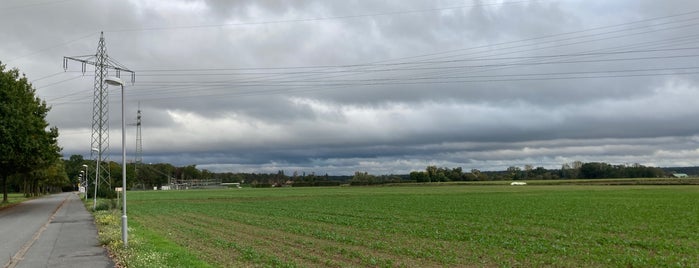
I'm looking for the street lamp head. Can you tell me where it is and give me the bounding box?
[91,147,99,153]
[105,76,125,87]
[82,164,88,168]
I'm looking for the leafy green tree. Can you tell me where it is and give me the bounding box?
[0,62,61,203]
[33,160,69,195]
[448,167,463,181]
[351,171,376,185]
[467,169,482,181]
[425,166,437,181]
[580,162,613,179]
[507,166,522,180]
[409,171,429,182]
[178,165,201,180]
[64,154,87,190]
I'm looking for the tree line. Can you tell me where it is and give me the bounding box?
[1,62,65,202]
[59,156,677,192]
[404,162,665,183]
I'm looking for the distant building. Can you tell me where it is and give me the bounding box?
[672,173,689,178]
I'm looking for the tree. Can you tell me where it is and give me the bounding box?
[448,167,463,181]
[179,165,201,180]
[507,166,522,180]
[34,160,69,195]
[469,169,482,180]
[409,171,429,182]
[64,155,86,190]
[351,171,376,185]
[0,62,61,203]
[425,166,438,182]
[579,162,612,179]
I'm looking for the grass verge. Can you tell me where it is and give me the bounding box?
[92,199,211,267]
[0,193,31,210]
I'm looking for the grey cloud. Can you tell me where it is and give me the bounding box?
[4,0,699,174]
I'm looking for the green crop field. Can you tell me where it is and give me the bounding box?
[104,185,699,267]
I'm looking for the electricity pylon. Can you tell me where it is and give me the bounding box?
[64,31,135,191]
[130,102,143,189]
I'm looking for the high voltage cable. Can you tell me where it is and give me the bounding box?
[375,17,699,75]
[4,32,98,63]
[131,13,699,74]
[47,67,699,106]
[133,47,699,76]
[35,74,83,90]
[287,19,699,91]
[48,46,699,105]
[31,71,67,82]
[363,8,699,64]
[44,87,92,102]
[39,7,699,105]
[46,37,699,104]
[126,14,699,88]
[129,52,699,84]
[131,63,699,88]
[111,4,699,99]
[34,7,699,83]
[106,71,699,105]
[123,30,699,97]
[130,67,699,87]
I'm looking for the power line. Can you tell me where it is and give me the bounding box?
[35,74,84,90]
[47,48,699,105]
[125,11,699,93]
[65,68,696,105]
[132,47,699,76]
[5,32,98,63]
[31,71,69,82]
[41,6,699,106]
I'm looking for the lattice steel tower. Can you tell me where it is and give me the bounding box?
[64,32,135,190]
[134,102,143,182]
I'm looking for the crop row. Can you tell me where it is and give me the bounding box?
[127,185,699,267]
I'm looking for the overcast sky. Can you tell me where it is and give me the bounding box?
[3,0,699,175]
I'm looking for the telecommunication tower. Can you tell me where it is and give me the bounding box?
[63,32,135,189]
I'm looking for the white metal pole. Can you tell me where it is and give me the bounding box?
[120,83,128,248]
[94,155,98,210]
[83,165,89,201]
[105,76,128,248]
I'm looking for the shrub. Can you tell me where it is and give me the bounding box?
[94,198,118,211]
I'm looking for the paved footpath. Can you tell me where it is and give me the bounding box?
[0,192,113,268]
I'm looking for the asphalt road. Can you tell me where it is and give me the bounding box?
[0,192,112,268]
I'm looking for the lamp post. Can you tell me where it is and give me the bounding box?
[82,164,89,201]
[79,172,83,191]
[105,76,128,248]
[91,147,99,210]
